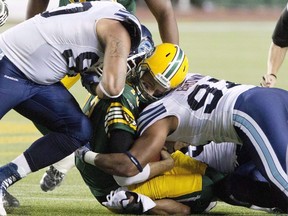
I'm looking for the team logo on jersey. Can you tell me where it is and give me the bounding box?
[123,111,137,127]
[105,102,137,132]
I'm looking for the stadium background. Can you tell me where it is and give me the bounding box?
[0,0,288,215]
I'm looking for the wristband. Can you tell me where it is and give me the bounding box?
[270,74,277,79]
[84,151,98,165]
[125,151,143,172]
[98,81,124,99]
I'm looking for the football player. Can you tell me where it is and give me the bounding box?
[0,2,142,215]
[39,23,156,192]
[84,73,288,213]
[25,0,179,92]
[75,44,225,214]
[41,43,223,215]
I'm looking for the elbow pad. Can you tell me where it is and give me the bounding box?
[99,81,124,99]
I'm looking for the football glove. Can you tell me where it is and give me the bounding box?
[75,145,91,163]
[80,71,101,95]
[260,74,277,88]
[103,188,156,214]
[0,0,8,27]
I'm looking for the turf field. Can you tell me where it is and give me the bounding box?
[0,20,287,215]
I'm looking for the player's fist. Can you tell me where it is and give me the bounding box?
[260,74,277,88]
[0,0,8,27]
[81,71,101,95]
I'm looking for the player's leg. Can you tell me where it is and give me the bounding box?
[233,87,288,212]
[40,153,75,192]
[12,83,92,170]
[0,83,92,214]
[0,52,43,214]
[179,175,217,214]
[215,163,286,213]
[0,55,33,118]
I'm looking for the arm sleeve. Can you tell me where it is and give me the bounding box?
[110,131,151,186]
[272,4,288,47]
[108,129,135,153]
[113,164,150,186]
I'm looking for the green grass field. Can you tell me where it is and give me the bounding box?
[0,20,287,215]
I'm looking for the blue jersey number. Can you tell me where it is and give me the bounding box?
[62,49,100,76]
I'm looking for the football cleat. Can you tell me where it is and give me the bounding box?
[40,166,65,192]
[3,191,20,208]
[0,163,21,216]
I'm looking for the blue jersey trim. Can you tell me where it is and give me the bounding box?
[137,104,166,135]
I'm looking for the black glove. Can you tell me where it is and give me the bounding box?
[81,71,101,95]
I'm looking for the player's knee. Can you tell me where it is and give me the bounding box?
[70,115,93,144]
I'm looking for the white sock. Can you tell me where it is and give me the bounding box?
[11,154,31,178]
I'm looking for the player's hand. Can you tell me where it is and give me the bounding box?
[160,149,174,169]
[81,71,101,95]
[260,74,277,88]
[75,145,91,163]
[0,0,8,27]
[102,190,132,211]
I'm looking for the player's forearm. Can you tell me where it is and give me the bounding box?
[158,19,179,45]
[267,42,288,76]
[26,0,49,19]
[145,0,179,44]
[148,151,174,179]
[91,152,140,176]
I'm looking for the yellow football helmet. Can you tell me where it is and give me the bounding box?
[140,43,189,90]
[131,43,189,103]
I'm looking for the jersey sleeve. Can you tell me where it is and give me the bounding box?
[105,85,139,135]
[272,4,288,47]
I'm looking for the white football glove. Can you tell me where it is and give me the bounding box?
[0,0,8,27]
[102,187,156,213]
[260,74,277,88]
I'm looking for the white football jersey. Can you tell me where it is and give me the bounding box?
[188,142,239,173]
[0,1,140,84]
[137,73,254,146]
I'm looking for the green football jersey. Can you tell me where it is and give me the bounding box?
[76,84,140,198]
[58,0,136,14]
